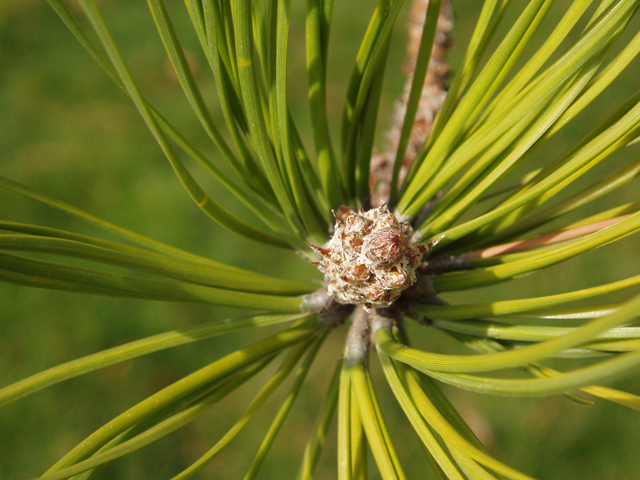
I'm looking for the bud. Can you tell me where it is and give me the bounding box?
[309,205,427,309]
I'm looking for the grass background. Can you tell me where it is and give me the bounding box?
[1,0,640,478]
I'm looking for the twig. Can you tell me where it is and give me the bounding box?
[370,0,454,207]
[467,215,631,260]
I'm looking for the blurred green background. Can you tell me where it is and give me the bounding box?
[1,0,640,478]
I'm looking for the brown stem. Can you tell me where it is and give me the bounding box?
[370,0,454,207]
[466,215,631,260]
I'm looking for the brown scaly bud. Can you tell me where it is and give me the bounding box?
[309,204,426,310]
